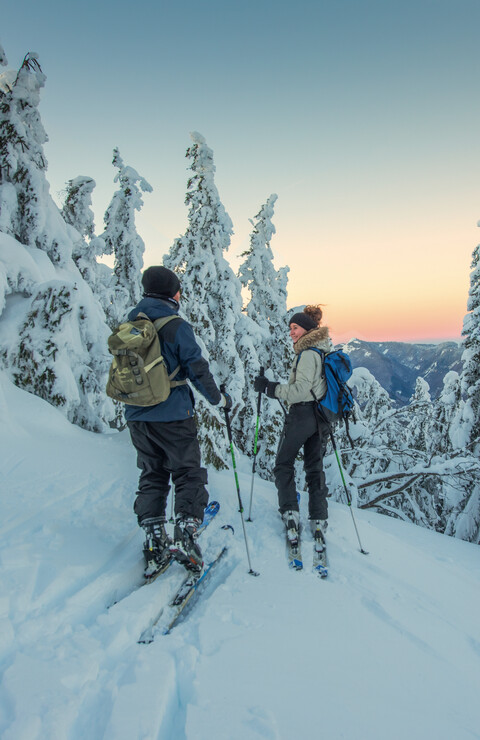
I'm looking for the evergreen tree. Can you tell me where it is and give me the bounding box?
[238,194,291,375]
[340,368,399,507]
[0,53,70,264]
[0,52,115,431]
[101,148,152,327]
[62,176,96,240]
[164,131,245,468]
[237,194,292,475]
[461,242,480,452]
[429,371,465,455]
[232,310,263,460]
[11,280,113,431]
[61,176,107,294]
[405,377,434,454]
[352,366,393,429]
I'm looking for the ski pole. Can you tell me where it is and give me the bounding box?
[220,384,259,576]
[247,366,264,521]
[329,429,368,555]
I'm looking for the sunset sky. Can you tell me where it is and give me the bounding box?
[3,0,479,343]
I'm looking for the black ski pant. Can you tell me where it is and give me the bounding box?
[127,418,208,523]
[274,401,329,520]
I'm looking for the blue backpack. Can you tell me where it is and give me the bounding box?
[298,348,355,432]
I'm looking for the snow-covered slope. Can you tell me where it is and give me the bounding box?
[0,372,479,740]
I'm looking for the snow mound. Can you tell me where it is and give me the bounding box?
[0,375,479,739]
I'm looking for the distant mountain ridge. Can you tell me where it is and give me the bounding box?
[339,339,463,405]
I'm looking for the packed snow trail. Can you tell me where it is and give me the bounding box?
[1,373,480,740]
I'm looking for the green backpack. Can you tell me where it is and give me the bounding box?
[106,313,187,406]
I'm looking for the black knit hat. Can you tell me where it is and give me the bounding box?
[142,266,180,298]
[289,311,317,331]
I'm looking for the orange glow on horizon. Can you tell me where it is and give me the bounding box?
[319,303,465,344]
[285,284,467,344]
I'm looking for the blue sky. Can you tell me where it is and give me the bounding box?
[3,0,480,341]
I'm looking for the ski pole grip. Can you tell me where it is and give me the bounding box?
[219,383,233,439]
[259,366,265,377]
[220,383,229,417]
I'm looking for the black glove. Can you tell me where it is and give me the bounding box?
[220,392,233,411]
[265,381,279,399]
[254,375,269,394]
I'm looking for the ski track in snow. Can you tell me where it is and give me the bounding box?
[1,378,480,739]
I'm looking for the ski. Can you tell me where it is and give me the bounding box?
[138,544,229,643]
[288,550,303,570]
[137,511,231,643]
[312,523,328,579]
[161,545,228,636]
[313,554,328,579]
[143,500,220,583]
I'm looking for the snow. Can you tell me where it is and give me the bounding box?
[1,373,480,740]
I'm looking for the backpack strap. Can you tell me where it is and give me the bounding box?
[151,315,188,387]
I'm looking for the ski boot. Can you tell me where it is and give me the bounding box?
[141,516,172,579]
[170,514,204,573]
[311,519,328,577]
[282,510,300,546]
[310,518,327,542]
[282,510,302,569]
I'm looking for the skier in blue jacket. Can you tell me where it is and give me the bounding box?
[125,266,232,577]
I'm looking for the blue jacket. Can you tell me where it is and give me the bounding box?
[123,296,222,422]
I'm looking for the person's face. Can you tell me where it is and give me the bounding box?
[173,290,181,302]
[289,322,307,344]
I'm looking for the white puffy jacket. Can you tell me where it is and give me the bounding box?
[275,326,334,407]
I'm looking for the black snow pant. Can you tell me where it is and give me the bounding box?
[127,418,208,523]
[273,401,329,521]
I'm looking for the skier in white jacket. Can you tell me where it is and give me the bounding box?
[254,304,333,541]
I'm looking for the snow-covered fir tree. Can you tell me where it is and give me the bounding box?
[238,195,291,376]
[9,274,114,431]
[445,238,480,542]
[164,132,245,468]
[336,368,399,507]
[237,194,292,476]
[101,148,152,328]
[405,377,434,454]
[0,53,70,265]
[351,366,394,430]
[461,242,480,453]
[232,308,263,462]
[62,176,96,240]
[61,176,107,295]
[0,51,115,431]
[428,369,478,539]
[429,371,465,455]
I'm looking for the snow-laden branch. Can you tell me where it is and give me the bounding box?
[359,475,423,509]
[370,400,430,434]
[357,456,479,491]
[357,456,480,510]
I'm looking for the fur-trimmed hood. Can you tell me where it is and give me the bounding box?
[293,326,332,355]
